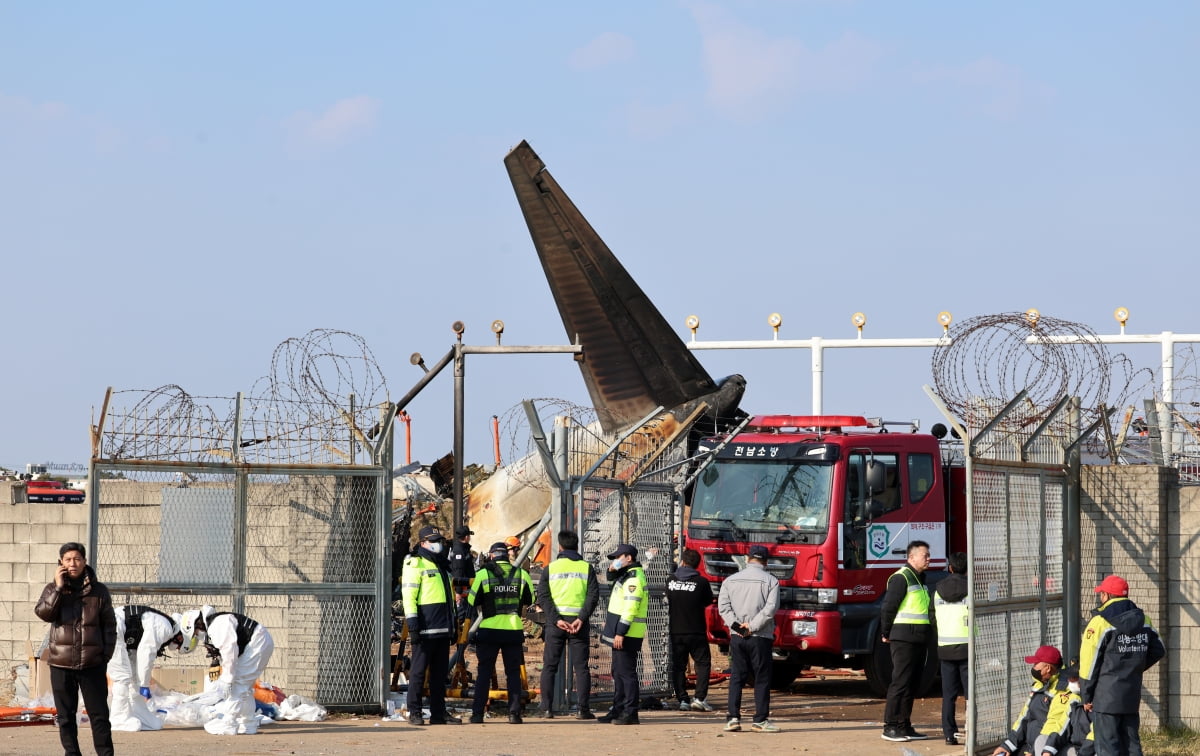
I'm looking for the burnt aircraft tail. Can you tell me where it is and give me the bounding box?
[505,140,741,434]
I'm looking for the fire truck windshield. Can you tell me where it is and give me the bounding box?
[689,458,833,536]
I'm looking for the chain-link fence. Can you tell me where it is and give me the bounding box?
[961,396,1074,751]
[560,415,691,705]
[90,389,393,710]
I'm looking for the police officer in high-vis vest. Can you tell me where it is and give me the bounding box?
[598,543,648,725]
[467,541,535,724]
[880,540,932,743]
[933,551,969,745]
[402,525,460,725]
[535,529,600,719]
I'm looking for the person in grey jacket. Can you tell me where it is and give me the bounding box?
[717,544,780,733]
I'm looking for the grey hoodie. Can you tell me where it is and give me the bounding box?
[717,562,779,640]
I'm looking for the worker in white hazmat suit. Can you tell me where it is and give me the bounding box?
[108,605,184,731]
[179,605,275,735]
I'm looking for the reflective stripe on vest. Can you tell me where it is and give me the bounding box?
[606,566,648,638]
[893,566,930,625]
[547,558,589,616]
[473,562,528,631]
[933,594,969,645]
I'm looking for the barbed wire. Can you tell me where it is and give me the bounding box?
[101,330,390,464]
[495,398,599,489]
[931,312,1154,432]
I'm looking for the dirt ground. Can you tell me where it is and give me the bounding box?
[1,676,968,756]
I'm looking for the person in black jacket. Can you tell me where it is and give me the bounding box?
[449,525,476,589]
[667,548,715,712]
[880,540,932,742]
[535,530,600,719]
[933,552,969,745]
[34,542,117,756]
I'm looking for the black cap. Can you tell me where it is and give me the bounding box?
[489,542,509,557]
[418,525,444,542]
[607,543,637,560]
[454,525,473,538]
[747,545,769,561]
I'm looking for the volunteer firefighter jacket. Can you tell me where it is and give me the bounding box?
[1039,676,1094,756]
[602,562,648,644]
[666,565,714,636]
[1078,596,1165,714]
[999,671,1059,755]
[402,547,456,640]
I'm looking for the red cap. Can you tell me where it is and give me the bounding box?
[1023,645,1063,666]
[1094,575,1129,597]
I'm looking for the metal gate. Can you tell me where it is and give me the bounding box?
[560,415,691,705]
[947,392,1091,752]
[89,389,394,710]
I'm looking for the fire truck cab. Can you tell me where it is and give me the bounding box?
[685,414,966,692]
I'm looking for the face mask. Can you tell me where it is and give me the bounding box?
[426,542,444,554]
[1068,681,1080,694]
[611,558,625,571]
[1031,666,1044,682]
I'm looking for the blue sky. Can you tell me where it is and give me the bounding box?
[2,2,1197,472]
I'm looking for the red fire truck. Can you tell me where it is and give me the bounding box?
[685,414,966,693]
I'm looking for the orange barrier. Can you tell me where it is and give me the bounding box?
[0,706,56,727]
[254,681,285,705]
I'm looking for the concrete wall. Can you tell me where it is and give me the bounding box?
[0,485,90,704]
[1169,484,1200,728]
[1080,465,1199,730]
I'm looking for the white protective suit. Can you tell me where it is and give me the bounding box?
[107,606,175,731]
[201,610,275,735]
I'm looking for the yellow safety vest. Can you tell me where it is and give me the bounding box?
[892,566,930,625]
[547,557,590,617]
[469,561,533,632]
[605,566,648,640]
[933,594,968,645]
[402,553,453,638]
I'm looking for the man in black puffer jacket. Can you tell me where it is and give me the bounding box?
[35,541,117,756]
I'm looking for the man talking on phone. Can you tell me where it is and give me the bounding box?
[35,541,117,756]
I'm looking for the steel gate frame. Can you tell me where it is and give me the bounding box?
[927,388,1100,754]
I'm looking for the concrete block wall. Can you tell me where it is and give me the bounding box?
[1080,465,1189,729]
[1168,485,1200,727]
[0,498,90,704]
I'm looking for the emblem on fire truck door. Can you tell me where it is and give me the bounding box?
[868,525,890,560]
